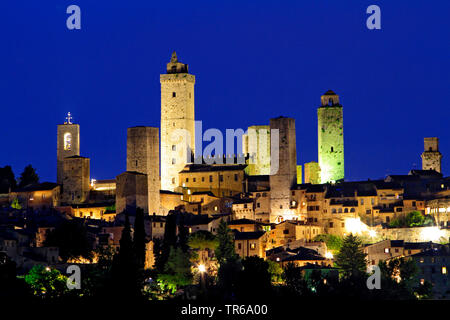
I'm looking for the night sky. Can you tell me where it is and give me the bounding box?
[1,0,448,183]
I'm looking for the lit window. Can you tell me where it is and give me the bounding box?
[64,132,72,151]
[442,267,447,274]
[172,145,176,151]
[384,248,389,253]
[250,243,256,250]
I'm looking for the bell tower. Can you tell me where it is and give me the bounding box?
[57,112,80,184]
[160,52,195,191]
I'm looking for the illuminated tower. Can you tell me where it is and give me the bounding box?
[269,116,297,223]
[160,52,195,191]
[318,90,344,183]
[421,137,442,173]
[57,112,80,184]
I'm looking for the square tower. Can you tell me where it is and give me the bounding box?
[160,52,195,191]
[116,171,149,215]
[127,126,160,214]
[61,156,90,204]
[242,125,271,175]
[318,90,344,183]
[421,137,442,173]
[57,113,80,184]
[269,116,297,223]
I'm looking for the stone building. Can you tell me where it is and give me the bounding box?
[9,182,60,210]
[242,125,271,176]
[56,113,80,185]
[269,116,297,223]
[178,163,246,198]
[160,52,195,191]
[115,171,148,214]
[61,156,90,205]
[304,161,321,184]
[317,90,344,183]
[127,126,160,214]
[421,137,442,173]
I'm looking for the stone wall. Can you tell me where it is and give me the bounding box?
[61,156,89,205]
[116,171,148,214]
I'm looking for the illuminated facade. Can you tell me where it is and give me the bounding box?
[242,125,271,176]
[317,90,344,183]
[160,52,196,191]
[57,113,80,184]
[421,137,442,173]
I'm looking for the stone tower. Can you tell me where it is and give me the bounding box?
[57,113,80,184]
[127,126,160,214]
[421,137,442,173]
[318,90,344,183]
[304,161,321,184]
[61,156,90,204]
[242,125,271,175]
[160,52,195,191]
[269,117,297,223]
[116,171,149,215]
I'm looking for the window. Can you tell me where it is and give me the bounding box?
[186,178,189,182]
[234,174,238,181]
[64,132,72,151]
[366,209,371,214]
[209,175,213,182]
[442,267,447,274]
[330,146,334,152]
[202,177,205,182]
[193,178,196,182]
[238,243,242,250]
[384,248,390,253]
[172,145,176,151]
[360,199,364,205]
[386,216,390,223]
[172,158,176,164]
[135,160,138,167]
[172,92,176,97]
[283,229,289,234]
[219,175,223,182]
[329,222,334,228]
[250,243,256,250]
[257,202,260,208]
[172,178,175,185]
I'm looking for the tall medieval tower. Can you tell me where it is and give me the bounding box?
[57,113,80,184]
[160,52,195,191]
[318,90,344,183]
[421,137,442,173]
[269,116,297,223]
[127,126,161,214]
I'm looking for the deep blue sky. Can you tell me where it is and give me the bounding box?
[1,0,448,182]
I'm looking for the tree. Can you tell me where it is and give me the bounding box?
[215,220,237,265]
[24,265,68,299]
[44,219,93,262]
[111,213,140,297]
[11,198,22,210]
[0,165,16,193]
[267,260,283,283]
[335,234,367,279]
[158,246,192,293]
[313,234,344,252]
[133,208,147,269]
[156,212,178,272]
[282,262,309,296]
[18,165,39,188]
[236,256,272,300]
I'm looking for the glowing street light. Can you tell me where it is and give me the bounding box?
[198,264,206,273]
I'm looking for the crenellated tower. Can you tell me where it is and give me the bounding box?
[160,52,195,191]
[318,90,344,183]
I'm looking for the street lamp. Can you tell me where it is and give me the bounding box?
[198,264,206,291]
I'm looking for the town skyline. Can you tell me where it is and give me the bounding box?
[1,1,448,183]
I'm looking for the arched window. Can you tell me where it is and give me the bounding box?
[328,98,333,106]
[64,133,72,151]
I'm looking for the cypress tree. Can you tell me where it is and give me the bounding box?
[133,207,147,269]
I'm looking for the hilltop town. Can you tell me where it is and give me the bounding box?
[1,52,449,300]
